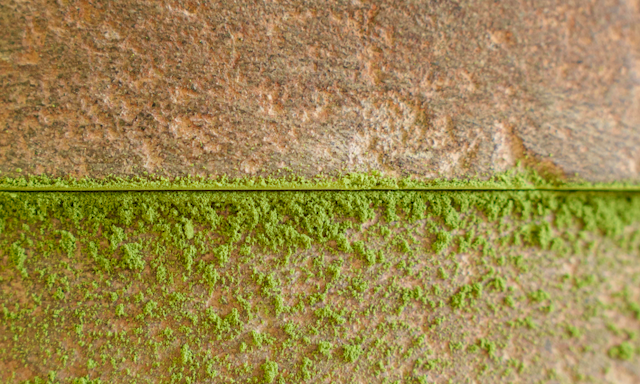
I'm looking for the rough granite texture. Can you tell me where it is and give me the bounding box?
[1,0,640,181]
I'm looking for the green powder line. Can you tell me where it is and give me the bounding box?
[4,187,640,192]
[2,166,640,192]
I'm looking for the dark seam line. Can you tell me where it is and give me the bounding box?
[2,188,640,193]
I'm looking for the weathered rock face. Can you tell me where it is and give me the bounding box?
[1,0,639,181]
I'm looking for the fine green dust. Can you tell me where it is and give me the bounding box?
[0,190,639,383]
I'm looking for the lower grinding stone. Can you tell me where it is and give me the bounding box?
[1,190,639,383]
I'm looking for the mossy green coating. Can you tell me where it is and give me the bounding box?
[1,189,639,383]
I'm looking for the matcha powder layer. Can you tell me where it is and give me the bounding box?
[1,190,640,383]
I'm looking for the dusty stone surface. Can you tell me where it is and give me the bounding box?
[2,190,640,383]
[1,0,639,182]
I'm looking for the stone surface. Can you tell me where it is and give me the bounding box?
[2,190,640,383]
[1,0,639,182]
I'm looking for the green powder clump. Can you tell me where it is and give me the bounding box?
[343,343,363,363]
[121,242,144,271]
[608,342,635,361]
[261,360,278,383]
